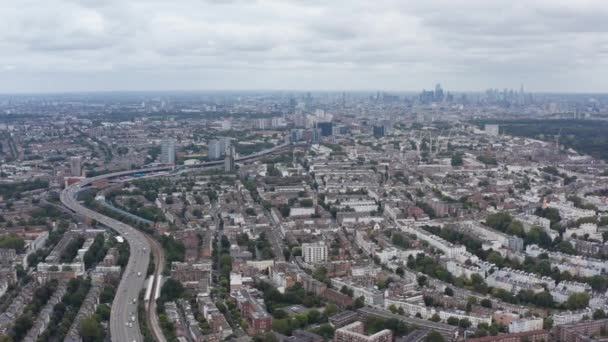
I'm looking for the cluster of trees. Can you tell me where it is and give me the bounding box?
[91,200,154,234]
[60,236,85,263]
[446,316,472,329]
[83,234,107,269]
[119,197,166,222]
[271,308,325,336]
[364,316,411,338]
[450,152,464,167]
[254,232,275,260]
[415,201,437,219]
[474,119,608,161]
[9,280,59,340]
[476,155,498,166]
[27,227,68,268]
[469,322,508,338]
[236,142,274,156]
[407,253,452,284]
[568,195,598,212]
[158,314,179,342]
[249,281,331,335]
[391,232,411,249]
[79,314,105,342]
[132,178,173,200]
[312,266,329,284]
[37,277,91,342]
[213,235,232,299]
[157,279,185,310]
[485,212,555,247]
[492,288,554,308]
[541,166,578,185]
[115,237,130,268]
[159,235,185,267]
[491,287,588,310]
[99,285,116,304]
[0,179,48,200]
[235,232,275,260]
[419,224,606,296]
[257,281,324,314]
[0,234,26,253]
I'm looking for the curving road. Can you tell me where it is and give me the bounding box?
[62,181,152,342]
[60,142,300,342]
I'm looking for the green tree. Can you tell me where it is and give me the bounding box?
[95,304,111,321]
[566,293,590,310]
[543,317,553,330]
[325,303,338,317]
[159,278,185,303]
[307,309,321,324]
[480,298,492,308]
[459,318,472,329]
[80,316,103,342]
[354,296,365,309]
[451,152,463,167]
[594,309,607,320]
[425,331,445,342]
[447,317,459,326]
[314,324,335,339]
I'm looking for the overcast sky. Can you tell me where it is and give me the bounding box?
[1,0,608,93]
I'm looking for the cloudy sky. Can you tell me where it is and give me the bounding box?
[1,0,608,93]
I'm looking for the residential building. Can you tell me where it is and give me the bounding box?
[334,321,392,342]
[302,242,328,264]
[160,139,176,164]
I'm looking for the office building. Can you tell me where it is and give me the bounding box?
[160,139,176,164]
[318,122,333,137]
[373,125,385,138]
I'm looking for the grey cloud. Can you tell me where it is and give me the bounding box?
[1,0,608,92]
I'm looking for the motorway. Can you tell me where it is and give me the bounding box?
[59,142,299,342]
[61,183,151,342]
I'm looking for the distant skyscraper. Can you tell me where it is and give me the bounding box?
[70,156,82,177]
[208,139,222,160]
[219,137,232,154]
[373,125,385,138]
[208,137,232,160]
[290,129,302,143]
[312,128,321,144]
[434,83,444,102]
[224,145,235,172]
[160,139,176,164]
[317,122,333,137]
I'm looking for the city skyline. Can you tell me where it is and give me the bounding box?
[1,0,608,93]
